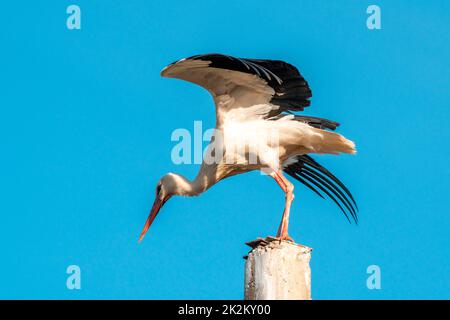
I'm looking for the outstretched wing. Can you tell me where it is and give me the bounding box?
[283,155,358,223]
[161,53,312,124]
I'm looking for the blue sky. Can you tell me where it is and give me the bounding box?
[1,1,449,299]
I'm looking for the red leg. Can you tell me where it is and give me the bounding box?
[269,170,295,242]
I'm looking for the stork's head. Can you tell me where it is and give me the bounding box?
[138,173,183,242]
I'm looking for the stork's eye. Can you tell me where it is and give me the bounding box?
[156,184,162,195]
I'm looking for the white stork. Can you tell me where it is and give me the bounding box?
[139,54,357,242]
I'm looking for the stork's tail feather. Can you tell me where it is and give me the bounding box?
[283,155,358,223]
[313,128,356,155]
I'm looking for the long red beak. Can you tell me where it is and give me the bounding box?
[138,197,168,243]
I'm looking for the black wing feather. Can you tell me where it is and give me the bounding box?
[284,168,325,199]
[284,155,358,223]
[186,54,312,114]
[301,155,358,209]
[170,54,340,128]
[272,115,340,131]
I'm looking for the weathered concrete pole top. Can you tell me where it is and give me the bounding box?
[244,237,312,300]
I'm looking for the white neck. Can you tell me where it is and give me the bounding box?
[170,173,209,197]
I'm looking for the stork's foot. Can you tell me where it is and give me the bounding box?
[275,233,294,242]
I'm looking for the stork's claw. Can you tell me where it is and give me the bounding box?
[275,234,294,242]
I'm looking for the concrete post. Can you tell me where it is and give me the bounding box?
[244,237,312,300]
